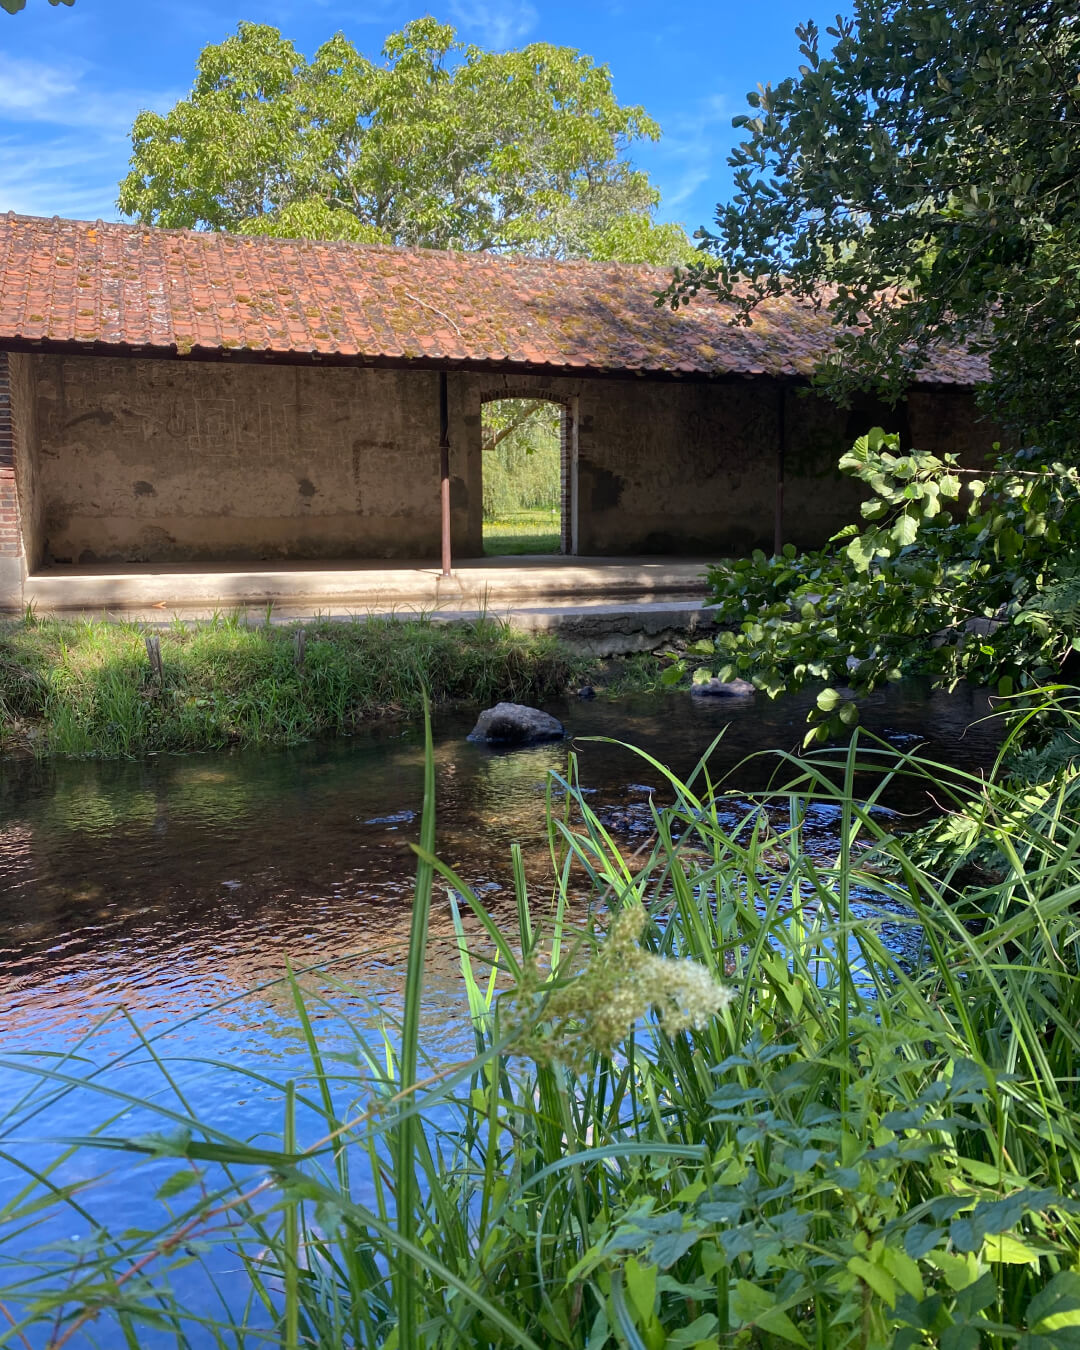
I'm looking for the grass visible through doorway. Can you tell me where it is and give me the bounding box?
[482,398,562,556]
[482,508,560,556]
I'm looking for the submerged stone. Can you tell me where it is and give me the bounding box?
[691,677,755,698]
[467,702,566,745]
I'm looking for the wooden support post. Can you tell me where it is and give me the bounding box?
[294,628,306,670]
[773,384,786,557]
[439,371,452,578]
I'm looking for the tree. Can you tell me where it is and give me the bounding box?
[1,0,73,11]
[666,1,1080,450]
[118,18,694,263]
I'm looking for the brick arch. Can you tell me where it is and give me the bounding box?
[477,388,578,555]
[478,385,572,408]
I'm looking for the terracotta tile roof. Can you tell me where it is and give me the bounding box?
[0,213,987,385]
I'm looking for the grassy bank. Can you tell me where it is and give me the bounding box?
[0,613,576,757]
[3,724,1079,1346]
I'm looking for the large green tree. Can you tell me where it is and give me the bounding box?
[118,18,695,263]
[667,0,1080,449]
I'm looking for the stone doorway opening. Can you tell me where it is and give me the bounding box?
[480,396,576,556]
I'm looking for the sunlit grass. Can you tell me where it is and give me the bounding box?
[0,611,574,757]
[482,508,560,556]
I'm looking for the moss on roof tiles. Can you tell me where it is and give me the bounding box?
[0,213,987,385]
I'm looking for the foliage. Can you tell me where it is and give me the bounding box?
[0,611,573,756]
[662,429,1080,743]
[576,210,699,266]
[482,398,562,523]
[665,0,1080,449]
[118,18,694,262]
[0,0,72,11]
[3,726,1080,1346]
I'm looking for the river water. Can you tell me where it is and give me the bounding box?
[0,683,1000,1339]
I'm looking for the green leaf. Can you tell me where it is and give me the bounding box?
[848,1256,897,1308]
[1028,1272,1080,1336]
[816,687,842,712]
[624,1256,657,1326]
[846,533,880,572]
[982,1232,1040,1265]
[155,1169,202,1201]
[730,1281,808,1347]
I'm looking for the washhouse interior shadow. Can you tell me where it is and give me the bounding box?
[481,397,568,556]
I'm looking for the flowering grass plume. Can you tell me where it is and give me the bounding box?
[511,903,732,1068]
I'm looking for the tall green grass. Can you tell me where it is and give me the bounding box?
[3,718,1080,1346]
[0,612,574,757]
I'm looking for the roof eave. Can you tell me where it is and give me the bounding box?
[0,336,976,390]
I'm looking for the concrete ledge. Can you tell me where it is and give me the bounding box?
[24,556,711,614]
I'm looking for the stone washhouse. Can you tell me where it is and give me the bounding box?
[0,213,996,613]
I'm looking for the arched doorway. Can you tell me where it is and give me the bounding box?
[480,396,576,556]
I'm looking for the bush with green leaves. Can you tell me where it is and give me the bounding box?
[663,429,1080,745]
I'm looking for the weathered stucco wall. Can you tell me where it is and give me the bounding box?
[9,353,44,571]
[21,352,998,569]
[906,388,1002,464]
[31,355,469,563]
[459,373,992,556]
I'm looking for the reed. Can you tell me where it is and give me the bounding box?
[2,717,1079,1347]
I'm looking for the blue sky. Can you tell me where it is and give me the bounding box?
[0,0,849,236]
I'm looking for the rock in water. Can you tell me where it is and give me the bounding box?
[690,677,755,698]
[467,702,566,745]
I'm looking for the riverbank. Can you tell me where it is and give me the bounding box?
[0,612,606,757]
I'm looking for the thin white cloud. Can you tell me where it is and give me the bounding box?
[0,57,80,121]
[645,91,732,223]
[447,1,539,48]
[0,55,176,132]
[0,134,124,219]
[0,56,180,220]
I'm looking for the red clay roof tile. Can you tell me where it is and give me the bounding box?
[0,213,987,385]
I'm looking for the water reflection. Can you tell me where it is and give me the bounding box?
[0,684,1004,1342]
[0,683,999,1051]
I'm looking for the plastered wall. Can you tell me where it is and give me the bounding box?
[9,353,44,571]
[30,355,469,563]
[21,352,998,567]
[460,373,994,556]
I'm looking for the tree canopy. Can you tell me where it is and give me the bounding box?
[118,18,695,264]
[1,0,72,12]
[667,0,1080,450]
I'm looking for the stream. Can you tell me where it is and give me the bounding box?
[0,683,1001,1340]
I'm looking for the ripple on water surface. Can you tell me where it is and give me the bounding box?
[0,684,1002,1339]
[0,684,1000,1049]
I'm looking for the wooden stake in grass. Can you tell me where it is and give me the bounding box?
[293,629,306,670]
[144,634,164,685]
